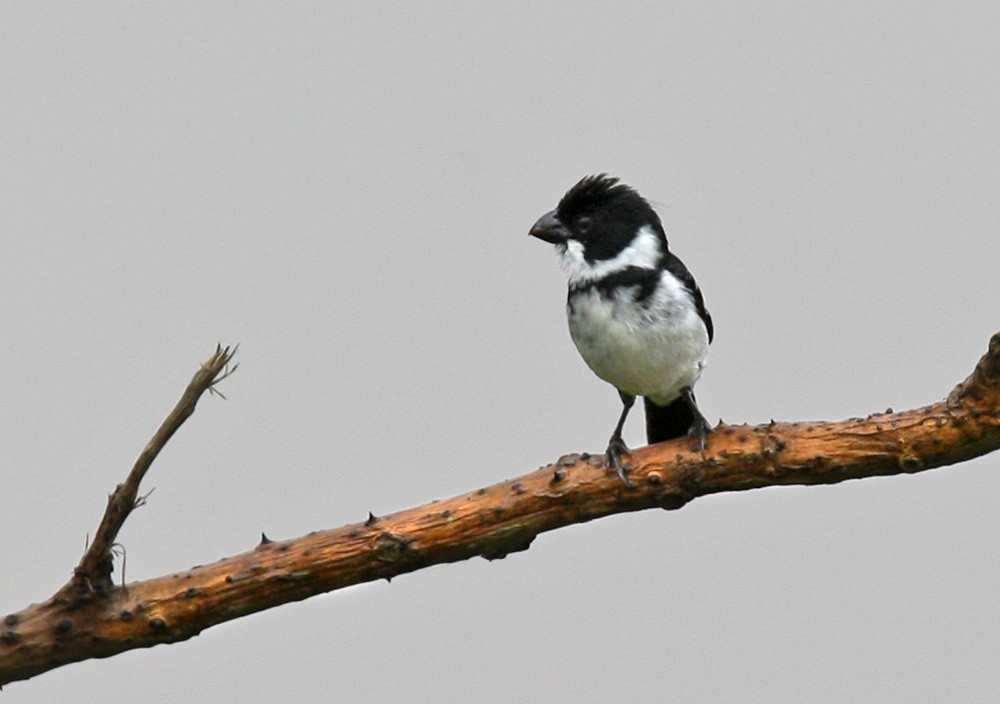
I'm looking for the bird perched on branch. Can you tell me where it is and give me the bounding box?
[529,174,713,482]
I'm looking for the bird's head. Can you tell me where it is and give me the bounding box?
[529,174,667,283]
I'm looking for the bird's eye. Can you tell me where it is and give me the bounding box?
[576,216,593,233]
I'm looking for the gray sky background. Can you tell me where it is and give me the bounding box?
[2,3,999,702]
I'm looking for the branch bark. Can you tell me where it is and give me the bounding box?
[2,334,998,686]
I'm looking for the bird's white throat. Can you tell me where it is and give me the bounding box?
[559,224,663,284]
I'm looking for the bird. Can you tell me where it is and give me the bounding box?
[529,174,713,482]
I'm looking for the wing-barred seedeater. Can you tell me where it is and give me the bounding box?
[530,174,713,481]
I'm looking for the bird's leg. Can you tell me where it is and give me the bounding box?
[682,387,711,452]
[606,391,635,484]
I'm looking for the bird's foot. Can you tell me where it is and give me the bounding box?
[687,414,711,453]
[606,437,633,485]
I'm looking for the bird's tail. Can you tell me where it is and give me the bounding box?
[644,395,697,445]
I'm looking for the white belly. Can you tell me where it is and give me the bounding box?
[567,275,709,405]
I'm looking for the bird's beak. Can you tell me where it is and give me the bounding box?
[529,211,570,244]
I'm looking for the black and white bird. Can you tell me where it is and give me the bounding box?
[529,174,713,481]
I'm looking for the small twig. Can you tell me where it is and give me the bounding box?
[133,487,155,510]
[60,345,238,601]
[110,543,126,589]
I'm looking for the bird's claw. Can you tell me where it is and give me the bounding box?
[606,438,633,486]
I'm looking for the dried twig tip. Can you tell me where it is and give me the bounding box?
[206,344,239,399]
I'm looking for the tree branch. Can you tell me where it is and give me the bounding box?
[62,344,237,602]
[2,334,998,686]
